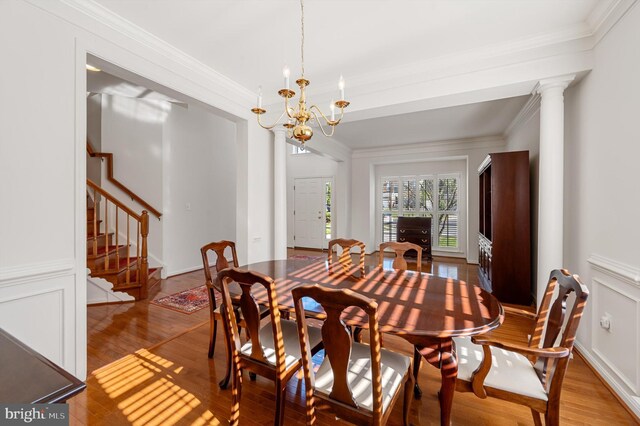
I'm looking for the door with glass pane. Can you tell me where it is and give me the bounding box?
[294,177,333,249]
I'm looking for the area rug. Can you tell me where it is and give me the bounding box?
[288,255,324,261]
[151,285,218,314]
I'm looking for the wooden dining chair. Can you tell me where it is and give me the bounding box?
[200,241,269,359]
[454,269,590,426]
[378,241,424,394]
[378,241,423,273]
[217,268,324,426]
[292,284,413,426]
[327,238,366,273]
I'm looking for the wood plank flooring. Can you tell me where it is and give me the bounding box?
[69,250,639,425]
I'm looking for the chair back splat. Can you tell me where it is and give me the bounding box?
[378,241,423,273]
[327,238,366,273]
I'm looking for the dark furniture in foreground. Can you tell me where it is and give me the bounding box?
[0,328,85,403]
[396,216,432,260]
[478,150,531,304]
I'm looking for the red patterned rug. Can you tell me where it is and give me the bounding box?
[151,285,218,314]
[288,255,324,261]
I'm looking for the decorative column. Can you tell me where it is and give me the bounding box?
[535,74,574,304]
[273,126,288,260]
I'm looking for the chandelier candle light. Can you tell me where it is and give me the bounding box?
[251,0,350,144]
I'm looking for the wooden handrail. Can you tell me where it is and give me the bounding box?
[87,179,141,220]
[87,141,162,218]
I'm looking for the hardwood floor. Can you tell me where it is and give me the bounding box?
[69,249,639,425]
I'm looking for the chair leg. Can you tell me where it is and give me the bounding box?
[208,318,217,359]
[403,367,414,426]
[274,379,287,426]
[219,318,232,389]
[412,346,423,398]
[531,409,543,426]
[229,366,242,426]
[353,326,363,343]
[544,403,560,426]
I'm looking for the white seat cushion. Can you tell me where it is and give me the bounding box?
[454,336,548,401]
[314,342,411,413]
[240,319,322,370]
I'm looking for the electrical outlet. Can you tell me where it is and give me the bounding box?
[599,313,612,332]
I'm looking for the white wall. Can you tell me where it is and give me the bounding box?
[86,93,102,186]
[0,0,269,380]
[351,137,505,260]
[374,159,467,256]
[505,100,541,301]
[562,3,640,416]
[100,94,166,263]
[286,150,338,247]
[162,103,237,275]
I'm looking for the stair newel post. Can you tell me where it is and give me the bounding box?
[140,210,149,300]
[92,188,98,257]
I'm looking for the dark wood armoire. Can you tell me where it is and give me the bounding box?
[478,150,531,305]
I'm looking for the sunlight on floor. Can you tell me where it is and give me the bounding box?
[94,349,223,425]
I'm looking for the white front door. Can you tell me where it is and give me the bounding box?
[294,178,325,249]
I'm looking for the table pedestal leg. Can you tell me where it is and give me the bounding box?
[416,338,457,426]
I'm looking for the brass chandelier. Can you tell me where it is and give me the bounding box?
[251,0,349,144]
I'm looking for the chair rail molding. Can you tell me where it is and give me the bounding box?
[588,254,640,287]
[0,259,76,288]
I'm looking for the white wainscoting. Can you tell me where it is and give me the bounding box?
[582,254,640,417]
[0,259,78,375]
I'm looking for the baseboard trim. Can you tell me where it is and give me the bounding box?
[574,342,640,422]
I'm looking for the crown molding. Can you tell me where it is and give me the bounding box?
[504,93,540,137]
[277,1,636,110]
[351,136,505,160]
[588,0,638,46]
[56,0,255,103]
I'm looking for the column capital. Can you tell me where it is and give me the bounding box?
[534,74,576,95]
[271,125,288,136]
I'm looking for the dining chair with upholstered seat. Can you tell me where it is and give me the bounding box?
[327,238,366,273]
[454,269,589,426]
[201,240,271,360]
[378,241,423,273]
[217,268,324,426]
[292,284,413,426]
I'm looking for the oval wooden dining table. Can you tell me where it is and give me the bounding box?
[223,257,504,426]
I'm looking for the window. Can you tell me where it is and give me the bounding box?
[381,174,460,250]
[325,181,332,240]
[292,144,309,154]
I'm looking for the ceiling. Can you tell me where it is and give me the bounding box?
[87,68,182,103]
[335,96,529,149]
[90,0,609,149]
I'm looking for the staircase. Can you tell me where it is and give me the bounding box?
[87,179,161,301]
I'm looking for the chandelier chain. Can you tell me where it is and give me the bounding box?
[300,0,305,77]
